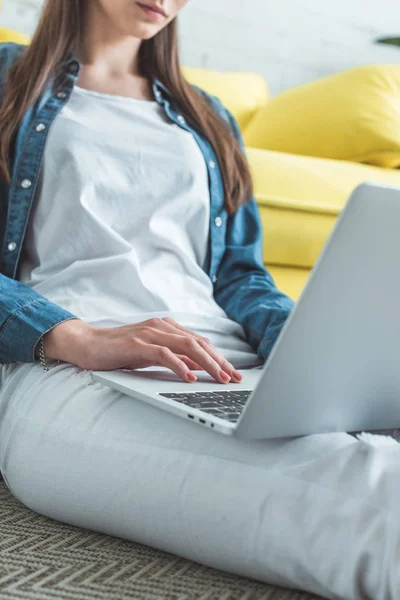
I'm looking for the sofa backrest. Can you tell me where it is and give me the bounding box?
[0,28,30,45]
[244,64,400,169]
[182,66,269,131]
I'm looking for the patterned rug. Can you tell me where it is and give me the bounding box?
[0,479,322,600]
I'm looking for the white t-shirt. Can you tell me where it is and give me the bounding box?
[18,86,262,367]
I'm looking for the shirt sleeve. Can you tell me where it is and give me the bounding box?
[209,96,296,359]
[0,273,79,364]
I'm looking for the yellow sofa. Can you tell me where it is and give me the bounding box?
[184,66,400,301]
[3,25,400,302]
[0,27,29,45]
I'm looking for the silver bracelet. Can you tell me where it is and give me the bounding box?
[38,336,49,372]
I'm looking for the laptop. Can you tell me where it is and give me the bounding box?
[91,182,400,440]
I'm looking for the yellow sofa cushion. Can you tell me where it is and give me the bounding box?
[0,27,30,45]
[247,147,400,269]
[244,65,400,168]
[182,66,269,130]
[267,265,310,302]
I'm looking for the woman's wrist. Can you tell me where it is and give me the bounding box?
[42,319,95,367]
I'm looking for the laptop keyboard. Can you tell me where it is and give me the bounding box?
[159,390,253,422]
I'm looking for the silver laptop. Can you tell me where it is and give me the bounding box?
[92,182,400,440]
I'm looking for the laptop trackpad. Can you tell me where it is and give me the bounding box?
[92,365,263,394]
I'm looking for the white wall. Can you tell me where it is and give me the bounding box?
[1,0,400,95]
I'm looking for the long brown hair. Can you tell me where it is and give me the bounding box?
[0,0,253,214]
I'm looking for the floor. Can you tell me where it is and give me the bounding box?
[0,479,322,600]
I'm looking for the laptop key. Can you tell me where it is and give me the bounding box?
[184,398,217,407]
[197,408,225,416]
[214,399,238,406]
[161,396,210,405]
[223,412,242,421]
[180,401,212,408]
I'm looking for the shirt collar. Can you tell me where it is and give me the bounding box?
[152,77,172,101]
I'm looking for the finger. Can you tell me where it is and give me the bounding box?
[140,318,211,349]
[177,355,205,371]
[145,344,197,383]
[161,318,241,381]
[141,321,241,383]
[160,334,233,384]
[160,317,212,345]
[195,338,243,383]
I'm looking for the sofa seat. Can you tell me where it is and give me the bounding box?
[265,265,310,303]
[247,147,400,299]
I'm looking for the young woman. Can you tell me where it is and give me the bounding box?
[0,2,399,599]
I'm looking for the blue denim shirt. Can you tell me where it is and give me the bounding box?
[0,42,294,365]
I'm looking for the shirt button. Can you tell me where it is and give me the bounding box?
[215,216,222,227]
[212,275,218,284]
[36,123,46,132]
[21,179,32,189]
[209,160,216,169]
[68,61,80,75]
[56,91,67,99]
[177,115,186,124]
[7,242,17,252]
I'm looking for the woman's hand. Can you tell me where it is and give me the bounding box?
[43,317,243,384]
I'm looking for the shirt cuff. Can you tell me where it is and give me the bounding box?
[0,298,78,364]
[257,319,288,360]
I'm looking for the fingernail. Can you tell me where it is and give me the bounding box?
[220,370,231,383]
[232,370,243,382]
[187,372,197,382]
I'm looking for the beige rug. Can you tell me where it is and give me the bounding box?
[0,479,322,600]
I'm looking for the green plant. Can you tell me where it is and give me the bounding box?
[376,37,400,48]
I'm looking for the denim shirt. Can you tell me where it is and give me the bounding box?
[0,43,294,365]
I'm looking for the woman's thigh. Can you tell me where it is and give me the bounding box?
[1,360,400,600]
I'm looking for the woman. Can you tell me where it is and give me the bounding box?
[0,2,398,599]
